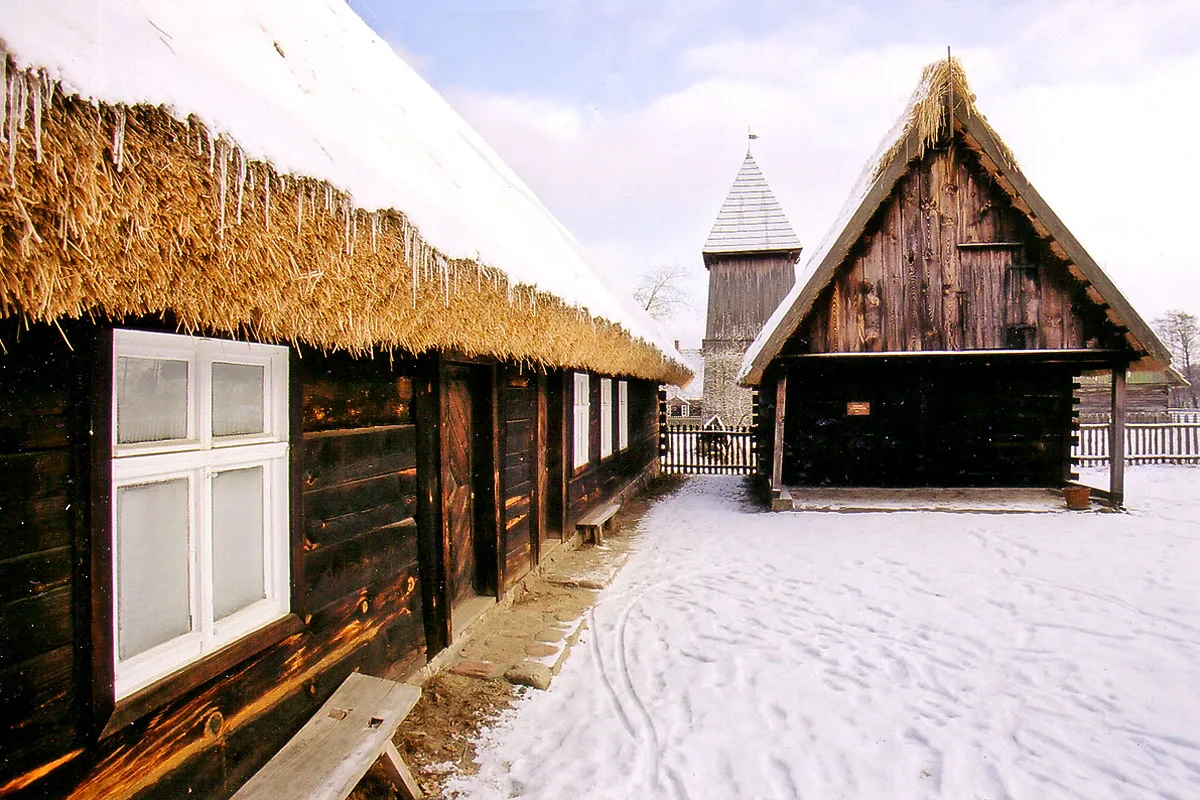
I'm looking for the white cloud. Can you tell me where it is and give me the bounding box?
[445,2,1200,347]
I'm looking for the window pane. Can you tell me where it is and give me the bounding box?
[212,362,265,437]
[211,466,266,621]
[116,357,189,444]
[117,479,191,660]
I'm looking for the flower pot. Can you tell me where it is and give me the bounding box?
[1063,485,1091,510]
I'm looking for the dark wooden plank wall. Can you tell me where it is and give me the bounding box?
[566,377,658,529]
[754,373,779,479]
[780,360,1077,487]
[499,368,536,591]
[0,331,665,799]
[785,144,1116,356]
[0,339,428,800]
[705,253,797,341]
[0,322,90,790]
[545,374,568,538]
[299,352,426,672]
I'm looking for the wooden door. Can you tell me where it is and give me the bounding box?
[443,369,478,607]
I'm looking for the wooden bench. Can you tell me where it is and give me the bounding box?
[232,672,423,800]
[577,502,620,545]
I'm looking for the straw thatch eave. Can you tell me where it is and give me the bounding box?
[0,64,690,387]
[739,57,1170,386]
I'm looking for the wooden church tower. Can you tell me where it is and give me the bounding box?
[702,144,801,426]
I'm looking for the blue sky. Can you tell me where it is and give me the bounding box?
[349,0,1200,348]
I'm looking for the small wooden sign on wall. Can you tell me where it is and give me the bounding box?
[846,401,871,416]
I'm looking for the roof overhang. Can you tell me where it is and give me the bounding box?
[701,246,802,269]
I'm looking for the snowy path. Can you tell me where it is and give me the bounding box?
[451,468,1200,800]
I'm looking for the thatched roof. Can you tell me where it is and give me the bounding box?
[0,1,690,385]
[739,57,1171,386]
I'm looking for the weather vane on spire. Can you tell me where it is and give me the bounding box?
[748,128,758,141]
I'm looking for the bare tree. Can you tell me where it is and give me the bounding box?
[633,263,692,322]
[1155,309,1198,407]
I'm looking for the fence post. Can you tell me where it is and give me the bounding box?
[658,389,668,465]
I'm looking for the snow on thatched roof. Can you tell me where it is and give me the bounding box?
[665,348,704,401]
[739,57,1170,385]
[0,0,689,384]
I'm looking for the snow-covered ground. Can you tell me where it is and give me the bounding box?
[451,467,1200,800]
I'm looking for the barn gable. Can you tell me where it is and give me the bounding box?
[740,58,1170,386]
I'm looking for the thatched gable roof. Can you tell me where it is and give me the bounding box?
[739,57,1170,386]
[0,1,690,385]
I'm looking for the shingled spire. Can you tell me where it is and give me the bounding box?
[701,141,801,427]
[703,149,801,265]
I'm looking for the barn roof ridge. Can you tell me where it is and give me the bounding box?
[738,57,1171,386]
[702,149,801,257]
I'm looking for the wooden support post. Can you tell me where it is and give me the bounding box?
[1109,366,1126,507]
[771,374,787,490]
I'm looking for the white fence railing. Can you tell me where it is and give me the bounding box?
[1074,423,1200,465]
[660,425,757,475]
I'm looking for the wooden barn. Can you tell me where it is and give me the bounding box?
[739,57,1171,507]
[0,3,688,799]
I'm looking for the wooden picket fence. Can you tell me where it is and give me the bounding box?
[660,424,757,475]
[1074,422,1200,465]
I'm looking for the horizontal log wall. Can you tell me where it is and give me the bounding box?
[787,144,1116,356]
[780,360,1077,488]
[499,367,536,591]
[1076,384,1170,418]
[1,332,664,799]
[0,322,89,792]
[299,352,425,672]
[1,336,427,800]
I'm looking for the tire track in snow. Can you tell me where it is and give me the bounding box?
[585,603,639,741]
[587,564,726,795]
[612,595,662,790]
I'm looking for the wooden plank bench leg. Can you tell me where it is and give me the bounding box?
[231,672,421,800]
[380,741,424,800]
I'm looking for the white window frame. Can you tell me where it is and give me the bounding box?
[599,378,613,459]
[573,372,590,470]
[111,329,290,699]
[618,381,629,451]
